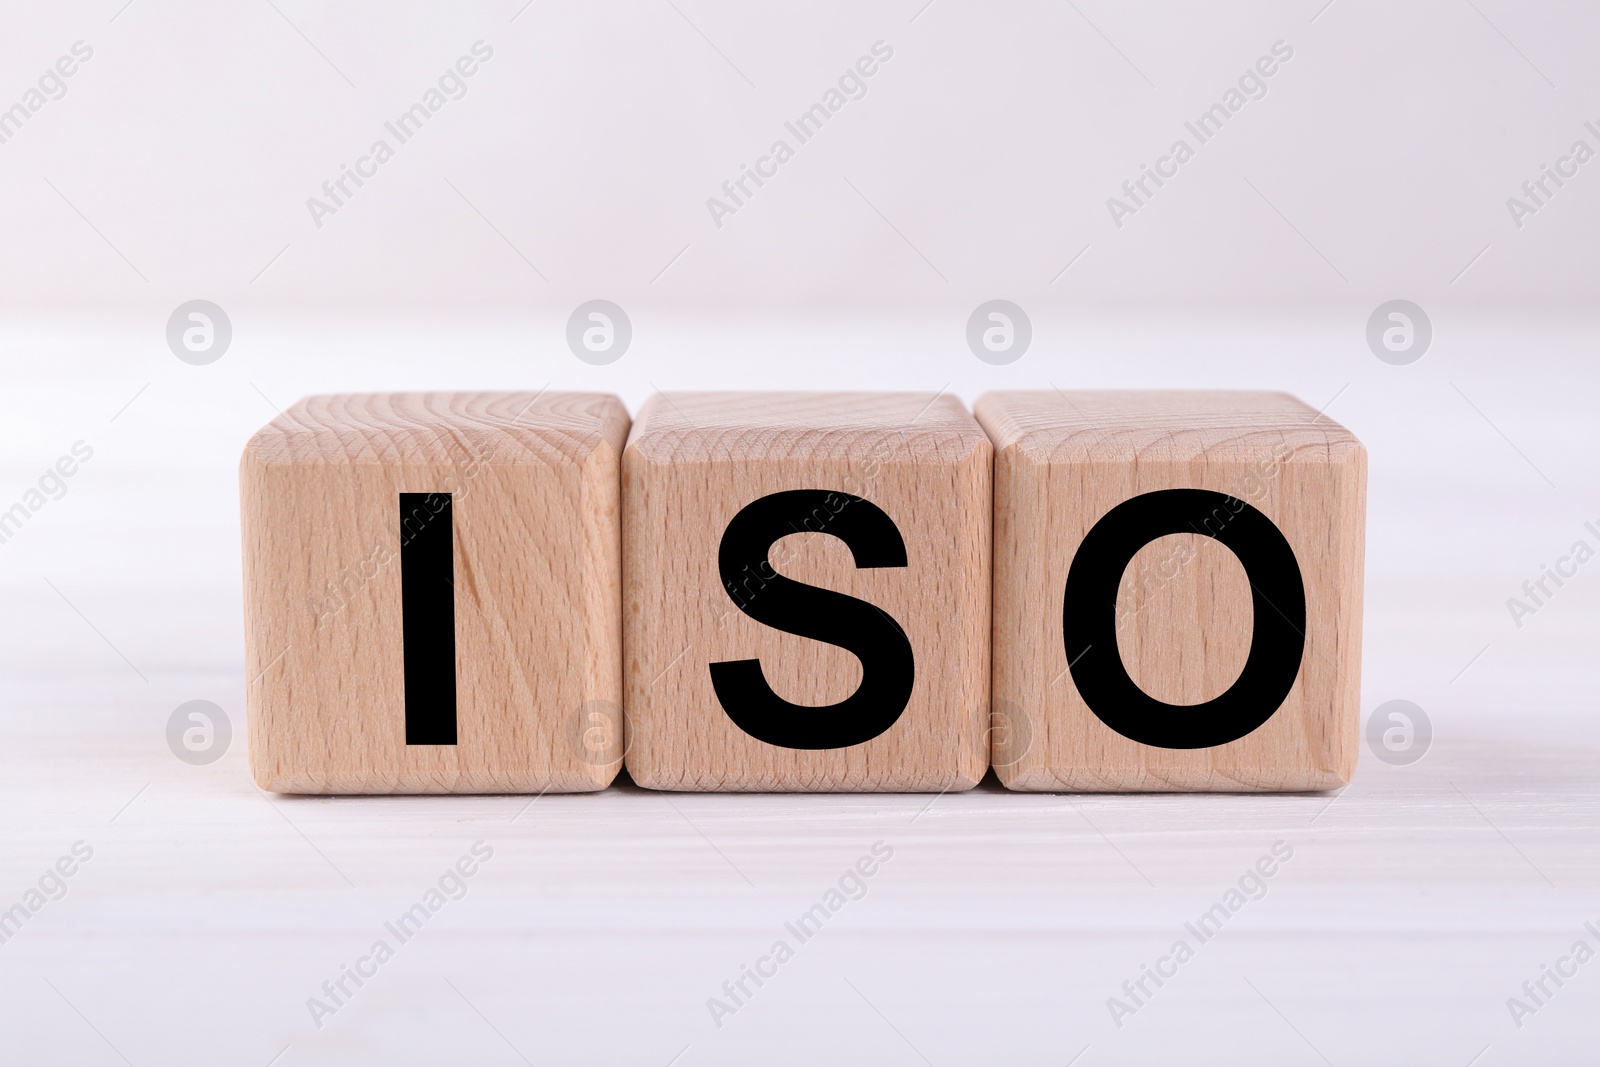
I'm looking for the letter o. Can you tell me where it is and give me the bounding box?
[1063,488,1306,749]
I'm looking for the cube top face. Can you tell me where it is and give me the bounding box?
[241,392,630,795]
[624,392,992,792]
[246,391,627,468]
[977,390,1364,462]
[976,390,1367,793]
[623,391,991,463]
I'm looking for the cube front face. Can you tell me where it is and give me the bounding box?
[241,392,629,794]
[623,393,991,792]
[978,391,1367,792]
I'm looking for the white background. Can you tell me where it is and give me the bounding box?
[1,1,1597,1064]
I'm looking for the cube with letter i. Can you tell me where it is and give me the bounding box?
[240,392,629,793]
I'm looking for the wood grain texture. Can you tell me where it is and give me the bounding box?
[622,392,991,791]
[240,392,630,794]
[976,391,1366,792]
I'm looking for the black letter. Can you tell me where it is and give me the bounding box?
[1063,489,1305,749]
[710,489,913,749]
[400,492,457,744]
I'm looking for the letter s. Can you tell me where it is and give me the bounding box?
[71,840,94,861]
[72,41,94,61]
[1270,39,1293,61]
[471,40,494,61]
[871,40,894,61]
[470,839,493,860]
[71,440,93,462]
[710,490,914,749]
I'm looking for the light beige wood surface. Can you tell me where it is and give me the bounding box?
[622,392,992,791]
[975,391,1366,792]
[240,392,629,794]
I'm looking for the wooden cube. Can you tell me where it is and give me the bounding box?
[976,391,1366,792]
[623,392,991,791]
[241,392,629,794]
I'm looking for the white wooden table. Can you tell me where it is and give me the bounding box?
[1,320,1595,1065]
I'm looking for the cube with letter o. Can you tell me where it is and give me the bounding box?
[976,391,1366,791]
